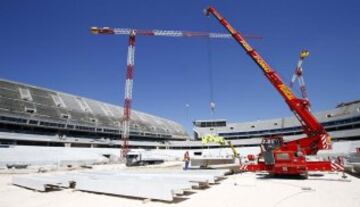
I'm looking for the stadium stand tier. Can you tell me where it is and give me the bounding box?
[0,79,189,148]
[193,100,360,142]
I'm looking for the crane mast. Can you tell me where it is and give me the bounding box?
[205,6,331,155]
[122,30,135,157]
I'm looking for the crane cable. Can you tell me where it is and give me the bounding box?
[206,14,220,143]
[206,18,216,116]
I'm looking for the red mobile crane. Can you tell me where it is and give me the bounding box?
[91,26,261,157]
[205,6,343,176]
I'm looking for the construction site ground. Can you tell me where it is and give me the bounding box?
[0,162,359,207]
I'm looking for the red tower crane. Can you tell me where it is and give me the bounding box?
[91,26,261,157]
[205,6,343,177]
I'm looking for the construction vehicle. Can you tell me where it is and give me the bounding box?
[125,151,164,167]
[205,6,343,177]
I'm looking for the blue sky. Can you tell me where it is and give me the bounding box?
[0,0,359,133]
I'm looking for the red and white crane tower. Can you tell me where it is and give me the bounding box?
[90,26,261,157]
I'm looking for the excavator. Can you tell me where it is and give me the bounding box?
[205,6,343,177]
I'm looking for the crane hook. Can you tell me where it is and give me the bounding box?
[210,101,216,113]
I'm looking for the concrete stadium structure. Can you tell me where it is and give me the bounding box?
[0,78,359,151]
[149,100,360,150]
[188,100,360,149]
[0,78,359,171]
[0,79,189,149]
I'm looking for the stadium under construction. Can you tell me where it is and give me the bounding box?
[1,3,360,207]
[0,78,359,149]
[0,78,359,160]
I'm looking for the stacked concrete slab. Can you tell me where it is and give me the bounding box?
[0,146,110,167]
[12,169,229,201]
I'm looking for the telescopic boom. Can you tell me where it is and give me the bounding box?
[205,6,331,154]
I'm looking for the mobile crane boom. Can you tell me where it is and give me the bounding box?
[205,7,331,155]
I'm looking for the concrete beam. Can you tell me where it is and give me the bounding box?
[12,176,67,191]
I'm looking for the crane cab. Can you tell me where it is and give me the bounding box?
[260,136,284,165]
[258,136,308,176]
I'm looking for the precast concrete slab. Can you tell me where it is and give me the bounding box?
[86,170,221,183]
[12,176,67,191]
[176,169,230,180]
[75,173,193,192]
[78,171,199,188]
[12,173,194,201]
[122,172,213,184]
[140,168,230,177]
[11,169,229,201]
[190,158,236,168]
[127,172,217,184]
[74,177,182,201]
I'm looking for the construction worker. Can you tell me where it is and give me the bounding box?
[183,151,190,170]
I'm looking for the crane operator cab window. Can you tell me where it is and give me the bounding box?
[261,137,283,151]
[261,137,284,165]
